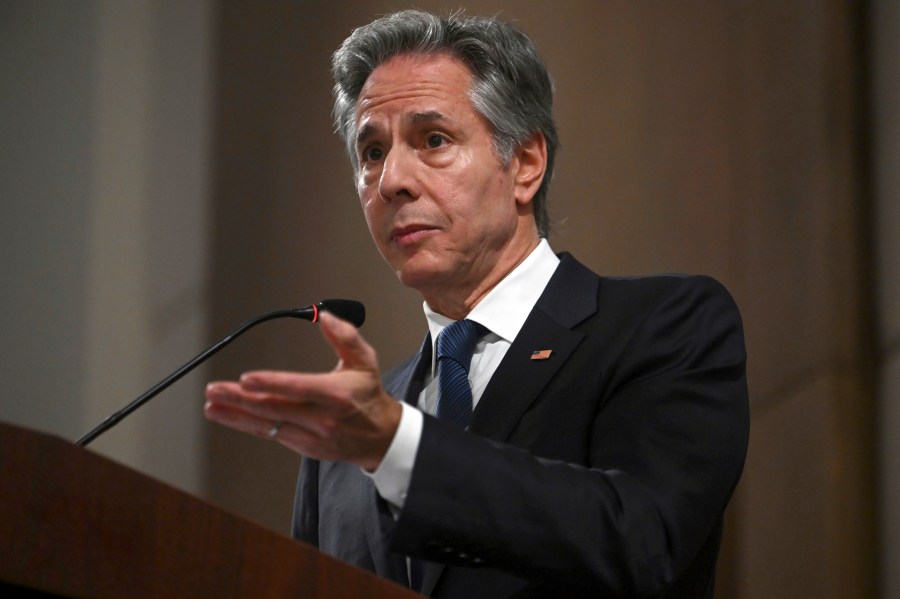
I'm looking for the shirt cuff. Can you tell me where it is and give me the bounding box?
[366,400,423,509]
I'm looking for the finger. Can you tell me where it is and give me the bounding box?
[205,381,277,421]
[271,420,333,456]
[203,384,338,436]
[206,380,270,407]
[317,310,378,372]
[204,397,321,445]
[204,380,259,410]
[205,399,348,460]
[206,380,285,420]
[237,371,357,410]
[203,395,279,438]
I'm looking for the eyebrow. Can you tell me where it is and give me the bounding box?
[355,123,377,148]
[355,110,457,148]
[409,110,450,126]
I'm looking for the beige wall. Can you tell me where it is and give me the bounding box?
[1,1,894,597]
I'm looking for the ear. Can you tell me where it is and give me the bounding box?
[512,132,548,207]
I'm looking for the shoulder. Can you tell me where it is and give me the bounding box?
[600,272,739,316]
[548,256,746,376]
[553,252,741,327]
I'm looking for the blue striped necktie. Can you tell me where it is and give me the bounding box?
[409,319,488,590]
[435,319,488,429]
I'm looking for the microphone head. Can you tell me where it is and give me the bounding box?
[317,299,366,328]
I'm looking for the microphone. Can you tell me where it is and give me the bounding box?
[75,299,365,447]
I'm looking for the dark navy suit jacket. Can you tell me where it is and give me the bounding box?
[293,253,749,598]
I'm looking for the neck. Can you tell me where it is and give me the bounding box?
[422,236,541,320]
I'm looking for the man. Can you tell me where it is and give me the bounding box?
[204,9,749,598]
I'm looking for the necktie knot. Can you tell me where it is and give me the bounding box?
[435,319,488,429]
[436,319,488,367]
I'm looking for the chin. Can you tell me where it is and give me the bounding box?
[386,249,457,291]
[393,262,449,292]
[395,268,435,290]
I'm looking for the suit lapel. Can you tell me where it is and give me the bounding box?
[471,253,598,442]
[421,254,599,596]
[385,333,431,406]
[469,310,583,442]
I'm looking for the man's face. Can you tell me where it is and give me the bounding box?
[353,53,538,310]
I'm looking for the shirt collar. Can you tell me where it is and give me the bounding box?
[423,238,560,348]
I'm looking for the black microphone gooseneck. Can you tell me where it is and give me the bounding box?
[75,299,365,447]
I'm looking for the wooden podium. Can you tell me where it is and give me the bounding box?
[0,421,418,598]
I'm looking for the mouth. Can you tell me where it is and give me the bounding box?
[390,224,439,246]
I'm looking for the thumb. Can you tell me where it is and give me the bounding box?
[317,310,378,372]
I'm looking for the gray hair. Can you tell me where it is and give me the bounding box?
[332,10,559,237]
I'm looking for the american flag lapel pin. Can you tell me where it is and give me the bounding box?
[531,349,553,360]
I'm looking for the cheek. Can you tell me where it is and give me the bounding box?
[356,173,371,204]
[358,191,383,236]
[361,200,382,234]
[465,169,514,217]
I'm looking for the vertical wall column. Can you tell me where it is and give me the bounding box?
[873,1,900,597]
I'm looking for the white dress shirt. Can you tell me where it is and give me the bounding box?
[369,239,560,508]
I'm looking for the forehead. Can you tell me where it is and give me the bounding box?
[355,53,476,125]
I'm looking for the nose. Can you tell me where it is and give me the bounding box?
[378,146,417,202]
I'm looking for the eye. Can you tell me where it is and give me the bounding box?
[362,146,384,163]
[425,133,446,149]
